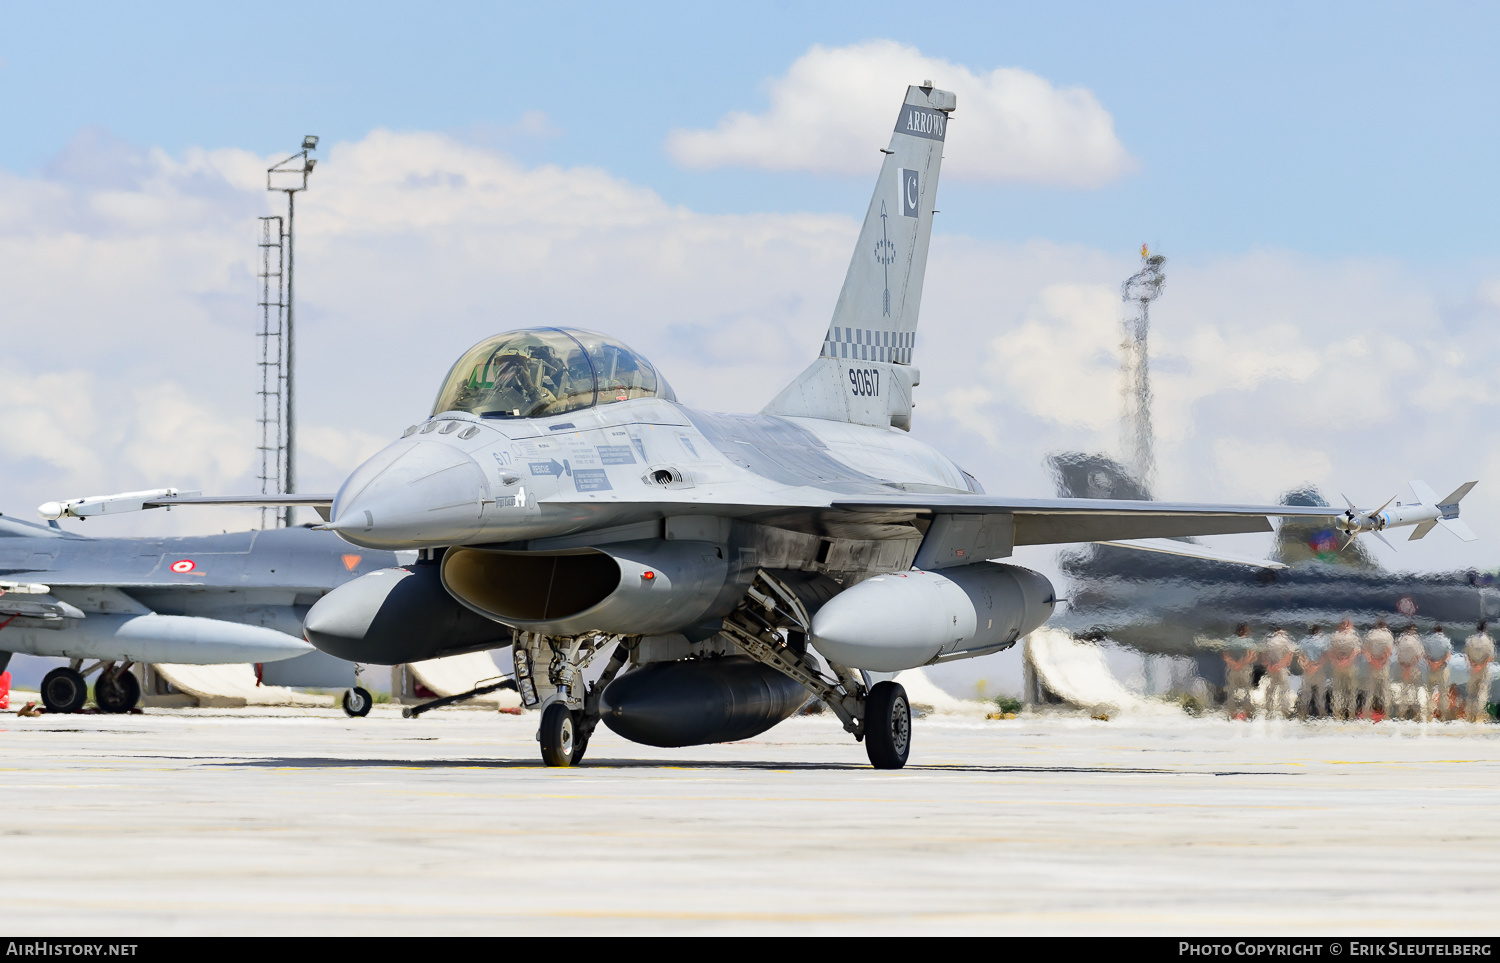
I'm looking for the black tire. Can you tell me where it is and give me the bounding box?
[41,668,88,714]
[539,702,577,767]
[865,681,911,770]
[94,670,140,713]
[342,686,373,718]
[571,725,591,766]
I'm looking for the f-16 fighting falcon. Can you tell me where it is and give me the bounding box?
[52,84,1461,767]
[0,509,403,714]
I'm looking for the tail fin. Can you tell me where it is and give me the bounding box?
[763,83,955,431]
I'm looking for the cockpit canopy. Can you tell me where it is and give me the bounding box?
[432,328,675,419]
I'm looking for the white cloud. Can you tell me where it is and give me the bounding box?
[2,125,1496,581]
[666,40,1134,187]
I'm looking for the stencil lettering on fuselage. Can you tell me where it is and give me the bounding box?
[597,445,636,465]
[572,469,612,492]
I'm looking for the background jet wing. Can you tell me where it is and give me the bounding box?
[830,494,1338,547]
[0,592,85,621]
[1092,538,1287,570]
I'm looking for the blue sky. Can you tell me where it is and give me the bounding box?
[7,1,1500,259]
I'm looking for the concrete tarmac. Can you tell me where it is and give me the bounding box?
[1,706,1497,935]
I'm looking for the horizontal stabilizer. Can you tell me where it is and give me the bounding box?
[1095,538,1287,570]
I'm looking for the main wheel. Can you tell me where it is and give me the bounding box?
[342,686,373,718]
[94,670,141,713]
[539,702,577,767]
[40,667,88,714]
[865,681,911,770]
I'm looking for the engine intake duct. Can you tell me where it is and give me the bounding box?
[600,655,807,747]
[442,539,729,637]
[443,550,620,622]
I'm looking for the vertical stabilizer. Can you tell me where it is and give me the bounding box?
[764,84,955,431]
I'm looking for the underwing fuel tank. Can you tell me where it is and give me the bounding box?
[441,539,729,637]
[303,561,511,664]
[600,656,807,747]
[811,563,1056,671]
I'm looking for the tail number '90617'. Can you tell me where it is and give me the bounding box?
[848,368,880,397]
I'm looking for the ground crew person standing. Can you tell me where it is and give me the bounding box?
[1393,625,1425,721]
[1464,623,1494,723]
[1423,625,1453,720]
[1262,627,1294,719]
[1296,625,1328,720]
[1223,624,1259,721]
[1363,619,1396,720]
[1328,619,1362,721]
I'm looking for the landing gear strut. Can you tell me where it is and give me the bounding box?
[723,570,910,768]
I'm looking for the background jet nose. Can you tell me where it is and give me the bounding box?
[331,440,491,549]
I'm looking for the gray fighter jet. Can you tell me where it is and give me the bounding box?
[0,512,404,713]
[1046,452,1496,686]
[63,85,1452,767]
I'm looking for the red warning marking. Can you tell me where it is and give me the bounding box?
[341,554,362,572]
[170,559,196,573]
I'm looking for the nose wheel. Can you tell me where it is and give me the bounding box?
[539,702,577,767]
[864,681,911,770]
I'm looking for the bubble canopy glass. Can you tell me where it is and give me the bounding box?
[432,328,674,419]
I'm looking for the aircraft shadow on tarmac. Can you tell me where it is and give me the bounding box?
[195,756,1286,776]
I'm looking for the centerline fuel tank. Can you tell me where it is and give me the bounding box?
[599,655,807,748]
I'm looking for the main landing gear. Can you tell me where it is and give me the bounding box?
[723,569,911,769]
[93,666,141,714]
[40,667,87,713]
[864,680,911,769]
[40,661,140,714]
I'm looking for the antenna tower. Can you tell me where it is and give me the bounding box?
[1120,245,1166,488]
[259,136,318,528]
[256,216,287,529]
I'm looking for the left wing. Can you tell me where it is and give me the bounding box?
[830,494,1336,569]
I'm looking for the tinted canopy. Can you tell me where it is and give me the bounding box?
[432,328,674,419]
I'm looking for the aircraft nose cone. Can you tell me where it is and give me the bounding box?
[331,440,491,550]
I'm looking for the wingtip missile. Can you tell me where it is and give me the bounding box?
[38,488,203,519]
[1335,480,1479,545]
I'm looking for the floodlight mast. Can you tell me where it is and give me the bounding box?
[265,137,318,527]
[1120,244,1166,489]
